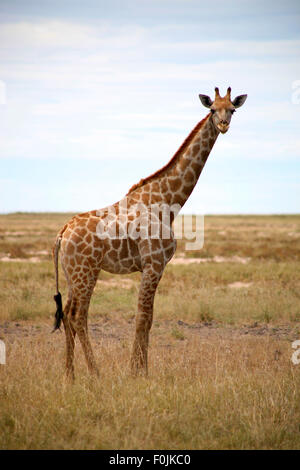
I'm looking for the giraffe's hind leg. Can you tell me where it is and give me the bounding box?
[59,261,77,381]
[59,220,104,378]
[62,293,76,381]
[70,296,99,376]
[68,273,101,377]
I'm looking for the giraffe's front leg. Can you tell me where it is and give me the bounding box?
[131,264,163,375]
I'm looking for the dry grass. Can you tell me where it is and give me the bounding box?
[177,214,300,261]
[1,213,300,261]
[1,328,299,449]
[0,213,300,449]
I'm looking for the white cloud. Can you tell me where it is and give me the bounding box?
[0,21,103,49]
[0,18,299,166]
[0,20,148,54]
[151,38,300,60]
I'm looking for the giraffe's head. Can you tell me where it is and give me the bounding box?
[199,87,247,134]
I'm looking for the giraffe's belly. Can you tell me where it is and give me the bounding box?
[101,254,142,274]
[99,235,143,274]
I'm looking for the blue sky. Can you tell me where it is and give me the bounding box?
[0,0,300,214]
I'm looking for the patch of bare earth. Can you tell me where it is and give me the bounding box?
[0,256,41,263]
[227,282,253,289]
[1,318,298,347]
[171,256,250,265]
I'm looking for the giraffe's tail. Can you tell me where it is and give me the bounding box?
[52,235,63,332]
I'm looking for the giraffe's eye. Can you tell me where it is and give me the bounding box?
[230,109,236,114]
[210,109,215,114]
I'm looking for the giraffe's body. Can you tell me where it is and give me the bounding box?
[53,87,247,379]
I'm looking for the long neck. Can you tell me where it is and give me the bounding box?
[163,114,219,207]
[126,113,219,209]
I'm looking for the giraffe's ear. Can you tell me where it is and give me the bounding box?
[232,94,247,108]
[199,94,213,108]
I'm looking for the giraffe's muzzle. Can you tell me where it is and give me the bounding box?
[217,122,230,134]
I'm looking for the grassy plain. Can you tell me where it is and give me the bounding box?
[0,213,300,449]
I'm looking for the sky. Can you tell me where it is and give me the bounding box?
[0,0,300,214]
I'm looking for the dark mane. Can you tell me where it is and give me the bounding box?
[126,113,210,194]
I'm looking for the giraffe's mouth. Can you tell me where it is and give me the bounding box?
[217,123,229,134]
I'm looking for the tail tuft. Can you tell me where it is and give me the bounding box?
[52,292,63,332]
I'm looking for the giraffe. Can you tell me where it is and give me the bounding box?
[52,87,247,380]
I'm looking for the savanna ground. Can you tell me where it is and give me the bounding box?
[0,212,300,449]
